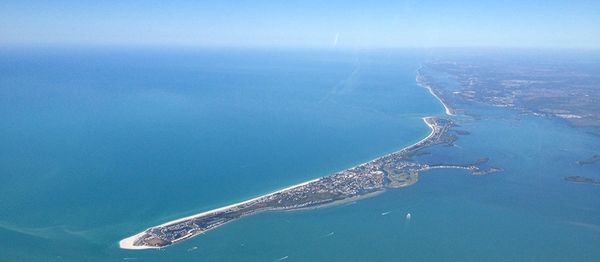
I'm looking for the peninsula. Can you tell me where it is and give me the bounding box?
[120,117,498,249]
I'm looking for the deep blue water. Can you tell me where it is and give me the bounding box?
[0,49,599,261]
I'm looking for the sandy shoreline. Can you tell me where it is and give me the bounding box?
[119,232,160,250]
[416,69,454,116]
[158,178,322,228]
[425,85,454,116]
[119,178,321,249]
[119,117,438,250]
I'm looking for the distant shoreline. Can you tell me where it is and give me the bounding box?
[416,67,455,116]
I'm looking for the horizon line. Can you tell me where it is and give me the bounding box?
[2,44,600,52]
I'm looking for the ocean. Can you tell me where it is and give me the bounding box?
[0,48,598,261]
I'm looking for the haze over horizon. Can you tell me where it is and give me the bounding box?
[1,0,599,49]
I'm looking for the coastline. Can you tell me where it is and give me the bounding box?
[119,178,320,249]
[119,117,438,250]
[280,189,386,213]
[426,85,454,116]
[416,67,455,116]
[119,232,159,250]
[157,178,322,228]
[409,117,437,150]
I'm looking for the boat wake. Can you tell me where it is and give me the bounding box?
[320,231,335,238]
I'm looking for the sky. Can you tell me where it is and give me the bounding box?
[1,0,599,49]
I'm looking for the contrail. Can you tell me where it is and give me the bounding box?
[333,32,340,47]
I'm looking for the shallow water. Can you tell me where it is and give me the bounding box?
[0,49,598,261]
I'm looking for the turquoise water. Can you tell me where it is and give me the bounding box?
[1,49,599,261]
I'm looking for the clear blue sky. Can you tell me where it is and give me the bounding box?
[1,0,599,48]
